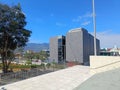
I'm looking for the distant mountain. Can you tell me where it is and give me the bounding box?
[24,43,49,52]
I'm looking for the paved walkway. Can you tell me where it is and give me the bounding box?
[74,68,120,90]
[0,65,92,90]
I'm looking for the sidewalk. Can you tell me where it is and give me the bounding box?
[74,67,120,90]
[0,65,92,90]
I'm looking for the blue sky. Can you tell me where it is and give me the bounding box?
[0,0,120,48]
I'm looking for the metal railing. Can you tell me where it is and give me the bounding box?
[0,68,52,86]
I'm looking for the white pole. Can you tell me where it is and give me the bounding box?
[92,0,97,55]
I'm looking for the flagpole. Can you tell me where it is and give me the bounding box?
[92,0,97,55]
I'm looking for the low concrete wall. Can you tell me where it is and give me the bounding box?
[90,56,120,74]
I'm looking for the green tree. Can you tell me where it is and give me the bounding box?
[24,52,34,61]
[0,3,32,73]
[39,51,49,61]
[25,60,32,65]
[33,53,40,60]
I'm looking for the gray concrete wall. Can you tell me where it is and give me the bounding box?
[66,28,100,65]
[96,39,100,55]
[88,34,94,56]
[50,37,58,63]
[66,28,84,63]
[83,30,89,63]
[50,36,66,63]
[88,34,100,55]
[50,28,100,65]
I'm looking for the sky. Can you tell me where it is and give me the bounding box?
[0,0,120,48]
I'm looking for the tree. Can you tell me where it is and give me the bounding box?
[39,51,49,61]
[24,52,34,61]
[0,3,32,73]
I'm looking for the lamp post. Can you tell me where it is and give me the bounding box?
[92,0,97,56]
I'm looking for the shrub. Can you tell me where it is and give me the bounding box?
[31,64,37,68]
[40,63,46,70]
[46,63,51,69]
[26,60,32,65]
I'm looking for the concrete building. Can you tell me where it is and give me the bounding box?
[66,28,100,65]
[100,45,120,56]
[50,36,66,63]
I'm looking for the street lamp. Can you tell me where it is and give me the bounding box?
[92,0,97,56]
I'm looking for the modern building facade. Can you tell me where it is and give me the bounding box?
[66,28,100,65]
[50,36,66,63]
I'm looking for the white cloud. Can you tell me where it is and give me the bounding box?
[72,12,93,23]
[83,12,93,18]
[81,21,91,26]
[72,12,92,26]
[72,16,82,22]
[91,30,120,48]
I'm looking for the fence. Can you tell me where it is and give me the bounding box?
[0,68,53,86]
[0,63,69,86]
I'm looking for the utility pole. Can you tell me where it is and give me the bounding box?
[92,0,97,55]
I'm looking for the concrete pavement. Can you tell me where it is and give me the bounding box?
[0,65,92,90]
[75,67,120,90]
